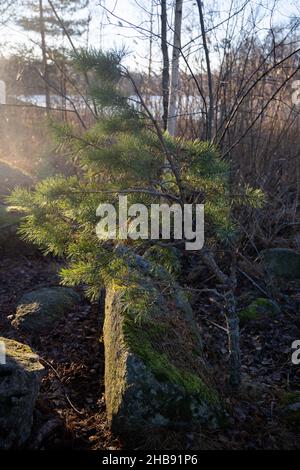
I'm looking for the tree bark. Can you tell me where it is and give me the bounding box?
[148,0,154,81]
[39,0,51,112]
[160,0,170,131]
[167,0,183,136]
[196,0,213,142]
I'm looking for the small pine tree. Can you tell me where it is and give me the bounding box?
[9,48,264,299]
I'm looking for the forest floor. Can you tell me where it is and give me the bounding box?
[0,240,299,450]
[0,245,120,450]
[192,275,300,450]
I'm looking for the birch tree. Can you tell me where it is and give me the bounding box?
[160,0,170,131]
[167,0,183,136]
[38,0,50,111]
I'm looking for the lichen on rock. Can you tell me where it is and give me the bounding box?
[12,287,80,333]
[0,337,44,449]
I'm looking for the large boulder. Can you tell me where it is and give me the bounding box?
[261,248,300,280]
[0,337,44,449]
[279,392,300,426]
[12,287,80,333]
[104,254,222,433]
[0,160,32,196]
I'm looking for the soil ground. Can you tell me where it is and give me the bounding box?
[0,239,299,449]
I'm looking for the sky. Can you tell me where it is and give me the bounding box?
[89,0,300,69]
[0,0,299,71]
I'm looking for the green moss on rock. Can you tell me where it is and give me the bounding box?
[123,313,218,404]
[239,297,280,322]
[104,257,222,433]
[281,391,300,406]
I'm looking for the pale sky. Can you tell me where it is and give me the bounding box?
[0,0,299,71]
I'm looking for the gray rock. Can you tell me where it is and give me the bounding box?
[238,297,280,323]
[280,393,300,425]
[12,287,80,333]
[239,373,268,399]
[0,337,44,449]
[0,204,22,249]
[286,402,300,412]
[104,260,222,433]
[0,161,32,196]
[0,204,21,229]
[261,248,300,280]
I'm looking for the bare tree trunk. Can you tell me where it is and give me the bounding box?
[196,0,213,142]
[160,0,170,131]
[167,0,183,136]
[148,0,154,81]
[39,0,51,112]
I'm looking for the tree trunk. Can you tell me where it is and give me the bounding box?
[196,0,213,142]
[160,0,170,131]
[167,0,183,136]
[148,0,154,81]
[39,0,51,112]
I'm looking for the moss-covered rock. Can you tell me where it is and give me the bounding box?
[261,248,300,280]
[0,337,44,449]
[104,254,222,433]
[12,287,80,333]
[279,391,300,426]
[238,297,280,322]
